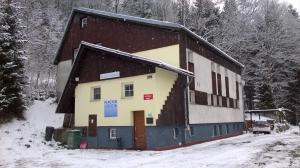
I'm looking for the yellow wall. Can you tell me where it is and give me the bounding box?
[74,68,178,127]
[134,44,180,68]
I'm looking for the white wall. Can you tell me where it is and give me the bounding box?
[189,105,244,124]
[192,51,212,94]
[56,60,72,99]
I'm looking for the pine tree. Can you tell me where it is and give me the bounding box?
[285,70,300,124]
[0,0,26,121]
[257,83,275,109]
[189,0,220,42]
[122,0,153,18]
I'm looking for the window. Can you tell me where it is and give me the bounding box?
[92,87,101,101]
[219,125,223,135]
[81,17,88,28]
[109,128,117,139]
[189,91,195,104]
[226,124,230,134]
[123,83,134,97]
[190,126,194,136]
[213,125,218,137]
[173,128,179,139]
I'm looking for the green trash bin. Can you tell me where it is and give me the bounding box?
[67,129,81,149]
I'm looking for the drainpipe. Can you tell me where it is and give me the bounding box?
[183,75,193,144]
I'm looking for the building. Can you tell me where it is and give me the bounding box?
[54,8,245,150]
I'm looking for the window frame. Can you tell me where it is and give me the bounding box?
[81,17,88,29]
[190,126,194,136]
[173,127,179,139]
[122,83,134,98]
[109,128,117,140]
[91,86,101,101]
[213,125,218,137]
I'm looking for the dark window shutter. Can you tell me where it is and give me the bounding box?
[236,81,239,100]
[225,77,229,97]
[222,97,227,107]
[217,73,222,95]
[212,71,217,94]
[195,91,208,105]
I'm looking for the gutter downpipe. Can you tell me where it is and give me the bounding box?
[183,75,193,145]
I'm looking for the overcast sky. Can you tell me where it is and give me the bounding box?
[280,0,300,11]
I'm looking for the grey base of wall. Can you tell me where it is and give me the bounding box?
[81,122,244,150]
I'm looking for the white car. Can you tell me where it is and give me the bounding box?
[253,121,271,134]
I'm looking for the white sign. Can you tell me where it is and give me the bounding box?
[100,71,120,80]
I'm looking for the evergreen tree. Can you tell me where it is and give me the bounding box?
[189,0,220,42]
[122,0,153,18]
[257,83,275,109]
[285,70,300,124]
[176,0,191,26]
[0,0,26,121]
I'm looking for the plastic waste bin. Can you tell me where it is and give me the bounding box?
[45,126,55,141]
[67,129,81,149]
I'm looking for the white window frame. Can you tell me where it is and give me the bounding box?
[122,83,134,98]
[173,128,179,139]
[91,86,101,101]
[81,17,88,28]
[109,128,117,139]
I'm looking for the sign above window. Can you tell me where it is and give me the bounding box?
[100,71,120,80]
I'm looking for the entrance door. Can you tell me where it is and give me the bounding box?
[133,111,146,150]
[88,114,97,137]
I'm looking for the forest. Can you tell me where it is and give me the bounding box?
[0,0,300,123]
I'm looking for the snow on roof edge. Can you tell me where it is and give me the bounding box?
[80,41,194,77]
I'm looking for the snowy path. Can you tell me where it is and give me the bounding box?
[0,100,300,168]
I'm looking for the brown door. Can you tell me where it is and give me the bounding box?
[88,114,97,137]
[133,111,146,150]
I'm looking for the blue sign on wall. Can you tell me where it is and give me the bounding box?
[104,100,118,117]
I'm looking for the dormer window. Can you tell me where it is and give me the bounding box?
[81,17,87,28]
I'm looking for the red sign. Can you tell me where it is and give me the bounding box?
[144,94,153,100]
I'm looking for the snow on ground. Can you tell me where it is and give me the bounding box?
[1,100,300,168]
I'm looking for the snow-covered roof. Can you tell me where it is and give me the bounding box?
[53,7,244,68]
[79,41,194,77]
[245,113,275,121]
